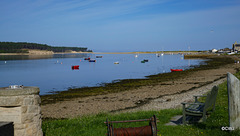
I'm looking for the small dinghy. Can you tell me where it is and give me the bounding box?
[143,59,148,62]
[89,59,96,62]
[170,69,183,72]
[72,65,79,70]
[114,61,119,64]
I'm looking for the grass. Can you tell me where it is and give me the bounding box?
[42,110,180,136]
[42,72,240,136]
[41,55,235,105]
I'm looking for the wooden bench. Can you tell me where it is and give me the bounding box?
[181,86,218,125]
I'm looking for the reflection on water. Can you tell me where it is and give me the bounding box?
[0,53,204,95]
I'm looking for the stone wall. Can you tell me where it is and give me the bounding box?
[0,86,43,136]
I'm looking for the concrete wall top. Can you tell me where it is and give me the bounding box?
[0,86,40,96]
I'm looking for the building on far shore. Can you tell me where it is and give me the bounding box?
[232,41,240,52]
[217,48,232,54]
[211,49,218,53]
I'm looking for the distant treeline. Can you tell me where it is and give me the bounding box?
[0,42,92,53]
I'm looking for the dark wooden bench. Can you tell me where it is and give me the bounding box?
[181,86,218,125]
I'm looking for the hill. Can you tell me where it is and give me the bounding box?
[0,42,92,53]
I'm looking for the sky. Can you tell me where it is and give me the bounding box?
[0,0,240,52]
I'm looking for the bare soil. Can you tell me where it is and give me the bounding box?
[41,62,240,119]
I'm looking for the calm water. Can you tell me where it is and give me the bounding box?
[0,53,204,95]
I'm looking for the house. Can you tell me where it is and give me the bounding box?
[211,49,218,53]
[232,41,240,52]
[217,48,232,54]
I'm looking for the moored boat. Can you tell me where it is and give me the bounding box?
[84,57,90,60]
[114,61,119,64]
[72,65,79,70]
[143,59,148,62]
[89,59,96,62]
[170,69,183,72]
[96,56,103,58]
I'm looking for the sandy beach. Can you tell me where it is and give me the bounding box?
[41,56,240,119]
[0,49,200,56]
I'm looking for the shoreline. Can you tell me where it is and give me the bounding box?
[0,50,207,55]
[41,55,240,119]
[0,51,90,56]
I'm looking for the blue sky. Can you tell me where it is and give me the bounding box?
[0,0,240,52]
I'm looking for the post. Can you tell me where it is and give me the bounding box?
[227,73,240,130]
[0,86,43,136]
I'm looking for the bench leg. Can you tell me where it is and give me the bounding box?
[183,113,186,125]
[182,104,187,125]
[202,113,206,122]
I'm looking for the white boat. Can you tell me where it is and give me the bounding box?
[228,52,235,55]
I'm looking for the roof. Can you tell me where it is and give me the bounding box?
[234,44,240,47]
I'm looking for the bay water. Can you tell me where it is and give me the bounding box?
[0,53,204,95]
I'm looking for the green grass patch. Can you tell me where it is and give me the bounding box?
[42,110,181,136]
[43,73,240,136]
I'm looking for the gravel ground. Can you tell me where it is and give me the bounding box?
[41,63,240,118]
[120,77,226,113]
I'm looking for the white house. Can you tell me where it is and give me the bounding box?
[212,49,218,53]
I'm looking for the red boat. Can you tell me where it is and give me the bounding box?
[171,69,183,72]
[72,65,79,70]
[84,57,90,60]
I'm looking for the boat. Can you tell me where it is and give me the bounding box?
[84,57,90,60]
[96,56,103,58]
[141,60,145,63]
[171,69,183,72]
[143,59,148,62]
[72,65,79,70]
[89,59,96,62]
[114,61,119,64]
